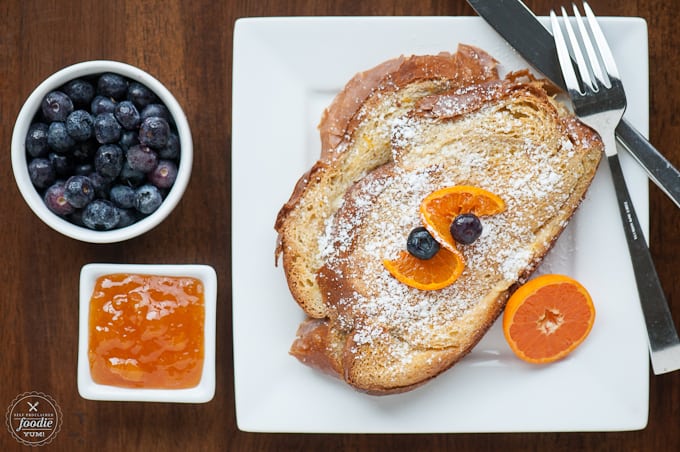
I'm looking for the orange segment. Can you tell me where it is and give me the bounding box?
[502,274,596,364]
[383,247,464,291]
[419,185,505,251]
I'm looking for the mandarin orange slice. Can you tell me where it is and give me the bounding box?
[419,185,505,252]
[502,274,596,364]
[382,247,465,291]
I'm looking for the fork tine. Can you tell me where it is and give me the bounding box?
[572,3,607,86]
[583,1,621,79]
[560,6,594,91]
[550,10,582,94]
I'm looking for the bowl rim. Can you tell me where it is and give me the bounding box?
[11,60,193,243]
[77,263,217,403]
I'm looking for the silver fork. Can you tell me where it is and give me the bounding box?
[551,2,680,375]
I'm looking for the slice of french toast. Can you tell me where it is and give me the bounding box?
[277,44,602,394]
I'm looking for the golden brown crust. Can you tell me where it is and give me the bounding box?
[318,57,405,155]
[289,317,343,377]
[291,290,511,395]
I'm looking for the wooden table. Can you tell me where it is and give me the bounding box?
[1,1,678,450]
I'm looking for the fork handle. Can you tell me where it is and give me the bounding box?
[616,119,680,209]
[608,154,680,363]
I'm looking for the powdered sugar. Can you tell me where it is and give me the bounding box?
[312,83,591,372]
[391,115,418,150]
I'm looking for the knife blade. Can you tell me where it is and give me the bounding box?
[467,0,680,209]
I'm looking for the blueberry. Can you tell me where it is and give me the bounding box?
[119,161,146,187]
[74,163,94,176]
[49,152,73,177]
[63,175,95,208]
[110,184,136,208]
[406,227,440,260]
[72,139,98,161]
[158,132,180,160]
[97,73,128,100]
[68,209,85,227]
[65,110,94,141]
[47,121,76,153]
[126,144,158,172]
[116,208,138,228]
[90,95,116,115]
[43,182,75,216]
[28,158,56,189]
[25,122,50,157]
[88,172,112,199]
[62,79,95,108]
[41,91,73,122]
[148,160,178,188]
[93,112,122,144]
[94,144,124,178]
[140,103,171,123]
[114,100,141,130]
[138,116,170,149]
[82,199,120,230]
[134,183,163,214]
[118,129,139,151]
[450,213,483,245]
[127,82,158,109]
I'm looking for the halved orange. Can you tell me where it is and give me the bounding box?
[382,247,465,291]
[419,185,505,251]
[502,274,596,364]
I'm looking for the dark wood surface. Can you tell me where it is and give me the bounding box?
[1,1,678,450]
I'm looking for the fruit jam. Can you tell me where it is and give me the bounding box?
[88,273,205,389]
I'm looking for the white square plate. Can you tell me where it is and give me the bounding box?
[78,264,217,403]
[232,17,649,432]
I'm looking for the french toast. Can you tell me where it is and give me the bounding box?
[275,44,603,394]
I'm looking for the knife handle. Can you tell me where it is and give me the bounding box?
[607,154,680,369]
[616,119,680,209]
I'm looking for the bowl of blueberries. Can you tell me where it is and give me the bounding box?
[11,60,192,243]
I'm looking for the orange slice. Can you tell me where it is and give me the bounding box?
[383,247,464,291]
[502,274,596,364]
[419,185,505,251]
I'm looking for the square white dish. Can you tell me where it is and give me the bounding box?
[78,263,217,403]
[232,16,649,432]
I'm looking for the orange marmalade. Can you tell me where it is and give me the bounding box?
[88,273,205,389]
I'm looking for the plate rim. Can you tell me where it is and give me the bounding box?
[231,15,650,433]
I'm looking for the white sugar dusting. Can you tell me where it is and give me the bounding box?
[313,84,588,372]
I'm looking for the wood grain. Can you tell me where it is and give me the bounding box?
[0,1,678,450]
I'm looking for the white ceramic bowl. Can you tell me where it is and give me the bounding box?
[11,61,193,243]
[77,263,216,403]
